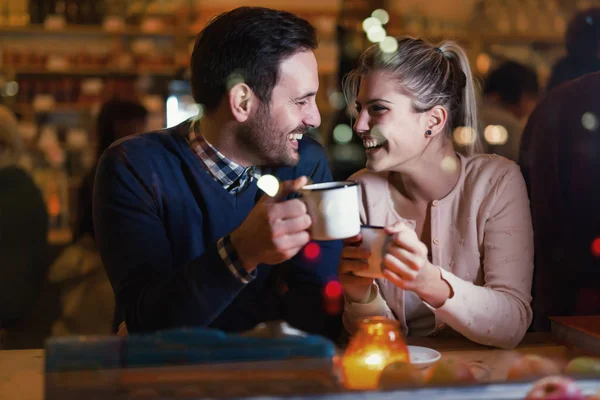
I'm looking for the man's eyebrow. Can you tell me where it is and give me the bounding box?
[294,92,317,101]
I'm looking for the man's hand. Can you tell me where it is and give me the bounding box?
[230,176,312,272]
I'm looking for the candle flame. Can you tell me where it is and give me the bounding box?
[364,353,385,367]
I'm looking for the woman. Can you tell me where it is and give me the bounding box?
[339,38,533,349]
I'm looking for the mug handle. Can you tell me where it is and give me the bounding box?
[361,224,384,230]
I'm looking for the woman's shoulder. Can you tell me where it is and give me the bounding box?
[462,153,522,185]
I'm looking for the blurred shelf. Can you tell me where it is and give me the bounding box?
[0,25,178,38]
[16,103,96,114]
[480,32,564,45]
[390,28,564,46]
[7,66,177,77]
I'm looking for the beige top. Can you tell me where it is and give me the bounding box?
[343,153,534,349]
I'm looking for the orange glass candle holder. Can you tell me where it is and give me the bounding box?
[341,317,409,390]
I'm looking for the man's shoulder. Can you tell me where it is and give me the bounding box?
[297,135,328,165]
[100,124,186,167]
[264,135,330,184]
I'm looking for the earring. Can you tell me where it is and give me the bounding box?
[425,130,432,137]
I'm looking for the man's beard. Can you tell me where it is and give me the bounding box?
[237,104,306,167]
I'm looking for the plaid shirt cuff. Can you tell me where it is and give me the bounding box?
[217,235,256,284]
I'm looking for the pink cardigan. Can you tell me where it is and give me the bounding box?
[343,153,534,349]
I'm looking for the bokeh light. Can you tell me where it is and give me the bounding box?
[379,36,398,53]
[362,17,381,33]
[582,112,598,131]
[48,193,61,217]
[453,126,477,146]
[476,53,491,75]
[328,91,346,110]
[304,242,321,261]
[592,238,600,258]
[324,280,343,299]
[371,9,390,25]
[3,81,19,97]
[370,125,385,140]
[333,124,353,144]
[441,155,459,172]
[367,25,387,43]
[196,103,205,120]
[484,125,509,145]
[226,70,245,91]
[256,174,280,197]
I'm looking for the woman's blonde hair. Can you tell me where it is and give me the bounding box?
[343,37,481,155]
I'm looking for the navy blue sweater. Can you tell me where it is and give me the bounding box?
[93,122,343,338]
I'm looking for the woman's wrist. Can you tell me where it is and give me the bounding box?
[346,284,376,304]
[416,264,452,308]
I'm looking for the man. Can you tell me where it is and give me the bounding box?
[520,72,600,331]
[93,7,342,339]
[480,61,539,162]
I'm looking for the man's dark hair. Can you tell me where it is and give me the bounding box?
[190,7,317,113]
[484,61,539,105]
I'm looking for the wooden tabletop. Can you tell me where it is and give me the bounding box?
[0,349,44,400]
[408,333,578,382]
[0,333,576,400]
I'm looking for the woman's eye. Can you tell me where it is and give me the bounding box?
[371,105,387,112]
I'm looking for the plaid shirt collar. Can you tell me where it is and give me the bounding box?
[185,122,261,193]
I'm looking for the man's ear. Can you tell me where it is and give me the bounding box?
[228,83,255,122]
[427,105,448,137]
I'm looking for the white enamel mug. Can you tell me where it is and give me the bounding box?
[299,181,361,241]
[354,225,391,279]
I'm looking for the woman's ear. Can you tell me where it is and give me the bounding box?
[426,105,448,137]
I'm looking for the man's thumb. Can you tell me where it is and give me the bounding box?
[269,176,309,202]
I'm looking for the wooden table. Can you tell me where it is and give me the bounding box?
[0,334,584,400]
[0,349,43,400]
[408,333,579,382]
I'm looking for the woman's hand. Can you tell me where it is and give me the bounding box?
[382,222,452,308]
[338,234,375,303]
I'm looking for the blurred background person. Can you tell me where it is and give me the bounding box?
[480,61,539,162]
[520,72,600,331]
[47,98,148,337]
[0,105,49,349]
[3,98,149,348]
[547,7,600,90]
[75,99,148,242]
